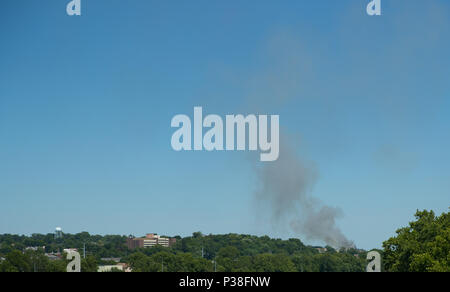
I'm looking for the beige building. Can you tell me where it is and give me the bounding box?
[127,233,176,249]
[98,263,131,272]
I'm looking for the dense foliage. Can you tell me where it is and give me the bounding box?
[0,232,366,272]
[1,209,448,272]
[0,232,127,258]
[126,235,366,272]
[382,209,449,272]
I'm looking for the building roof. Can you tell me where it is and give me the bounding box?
[101,257,121,263]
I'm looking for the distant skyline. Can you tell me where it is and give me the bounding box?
[0,0,449,250]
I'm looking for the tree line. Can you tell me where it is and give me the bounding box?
[0,209,448,272]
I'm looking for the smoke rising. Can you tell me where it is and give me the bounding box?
[244,32,354,249]
[254,136,354,248]
[244,1,450,249]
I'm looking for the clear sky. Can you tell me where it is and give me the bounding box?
[0,0,449,250]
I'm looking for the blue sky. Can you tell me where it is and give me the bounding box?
[0,0,449,249]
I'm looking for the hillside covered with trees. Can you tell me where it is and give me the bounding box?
[0,209,448,272]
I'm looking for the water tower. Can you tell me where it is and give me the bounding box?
[55,227,63,239]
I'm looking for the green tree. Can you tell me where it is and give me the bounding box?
[1,250,31,272]
[252,254,296,272]
[128,252,158,272]
[46,259,67,272]
[383,209,449,272]
[0,260,19,272]
[292,254,319,272]
[81,255,98,272]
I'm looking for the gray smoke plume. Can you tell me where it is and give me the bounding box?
[239,31,354,249]
[254,135,354,249]
[247,1,450,248]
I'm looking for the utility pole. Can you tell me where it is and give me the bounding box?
[83,243,86,259]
